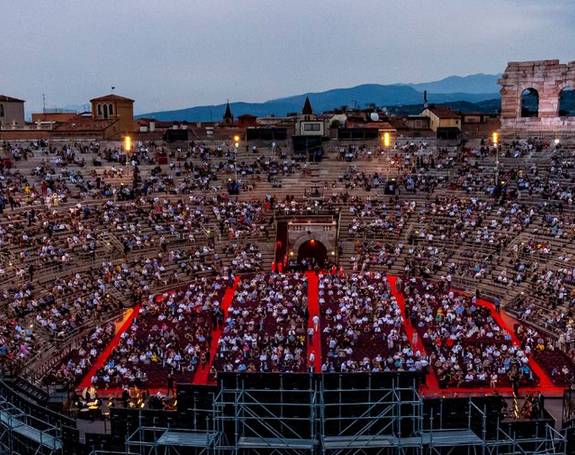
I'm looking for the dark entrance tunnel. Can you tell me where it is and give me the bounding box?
[297,239,327,270]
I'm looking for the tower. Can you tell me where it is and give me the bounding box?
[223,100,234,125]
[302,96,313,118]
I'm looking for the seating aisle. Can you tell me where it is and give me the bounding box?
[387,276,564,397]
[471,294,559,393]
[306,271,322,373]
[386,275,440,392]
[194,277,240,385]
[79,305,141,389]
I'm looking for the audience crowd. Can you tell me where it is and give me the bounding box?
[216,273,308,373]
[319,273,427,373]
[1,136,574,396]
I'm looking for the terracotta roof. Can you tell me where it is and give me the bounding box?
[90,94,134,103]
[0,95,25,103]
[426,106,460,119]
[53,116,117,132]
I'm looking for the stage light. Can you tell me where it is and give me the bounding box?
[123,135,132,153]
[492,132,499,146]
[554,138,560,145]
[233,135,240,142]
[289,251,294,256]
[331,251,335,256]
[383,132,391,148]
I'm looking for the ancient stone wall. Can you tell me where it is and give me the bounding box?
[499,59,575,136]
[287,221,337,256]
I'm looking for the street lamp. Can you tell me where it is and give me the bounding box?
[233,135,240,181]
[123,135,132,154]
[492,132,499,186]
[383,132,391,148]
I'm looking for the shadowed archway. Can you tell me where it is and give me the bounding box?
[559,87,575,117]
[521,88,539,118]
[297,239,327,270]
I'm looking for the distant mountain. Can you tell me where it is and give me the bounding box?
[386,99,501,116]
[409,74,501,94]
[138,74,501,122]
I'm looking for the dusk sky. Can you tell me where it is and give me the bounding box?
[2,0,574,114]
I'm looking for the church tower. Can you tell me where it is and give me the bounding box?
[223,100,234,125]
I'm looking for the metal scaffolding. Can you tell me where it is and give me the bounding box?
[215,373,317,454]
[319,374,423,455]
[0,395,62,455]
[0,372,564,455]
[202,374,567,454]
[126,426,218,455]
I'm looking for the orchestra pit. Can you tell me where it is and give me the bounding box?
[1,63,575,454]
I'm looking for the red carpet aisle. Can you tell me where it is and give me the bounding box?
[418,293,565,397]
[387,275,440,392]
[306,272,322,373]
[473,295,561,393]
[79,304,141,389]
[387,276,564,397]
[194,277,240,385]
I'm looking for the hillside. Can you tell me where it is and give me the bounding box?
[138,74,501,121]
[386,99,501,116]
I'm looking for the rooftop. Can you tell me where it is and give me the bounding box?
[425,106,460,119]
[0,95,25,103]
[90,94,134,103]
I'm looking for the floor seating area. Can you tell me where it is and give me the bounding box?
[215,273,308,373]
[319,272,426,373]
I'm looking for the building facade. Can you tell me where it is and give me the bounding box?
[0,95,25,129]
[90,94,135,134]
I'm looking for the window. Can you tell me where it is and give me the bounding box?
[521,88,539,118]
[303,123,321,132]
[109,104,114,116]
[97,104,102,116]
[559,87,575,117]
[103,104,109,119]
[0,104,4,117]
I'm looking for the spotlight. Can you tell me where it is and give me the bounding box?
[123,136,132,153]
[383,132,391,147]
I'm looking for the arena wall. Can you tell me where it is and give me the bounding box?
[499,59,575,137]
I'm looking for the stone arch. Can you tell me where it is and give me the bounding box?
[297,239,328,267]
[291,231,334,257]
[558,86,575,117]
[520,88,539,118]
[500,60,575,134]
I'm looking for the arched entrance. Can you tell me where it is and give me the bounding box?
[297,239,327,270]
[559,87,575,117]
[521,88,539,117]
